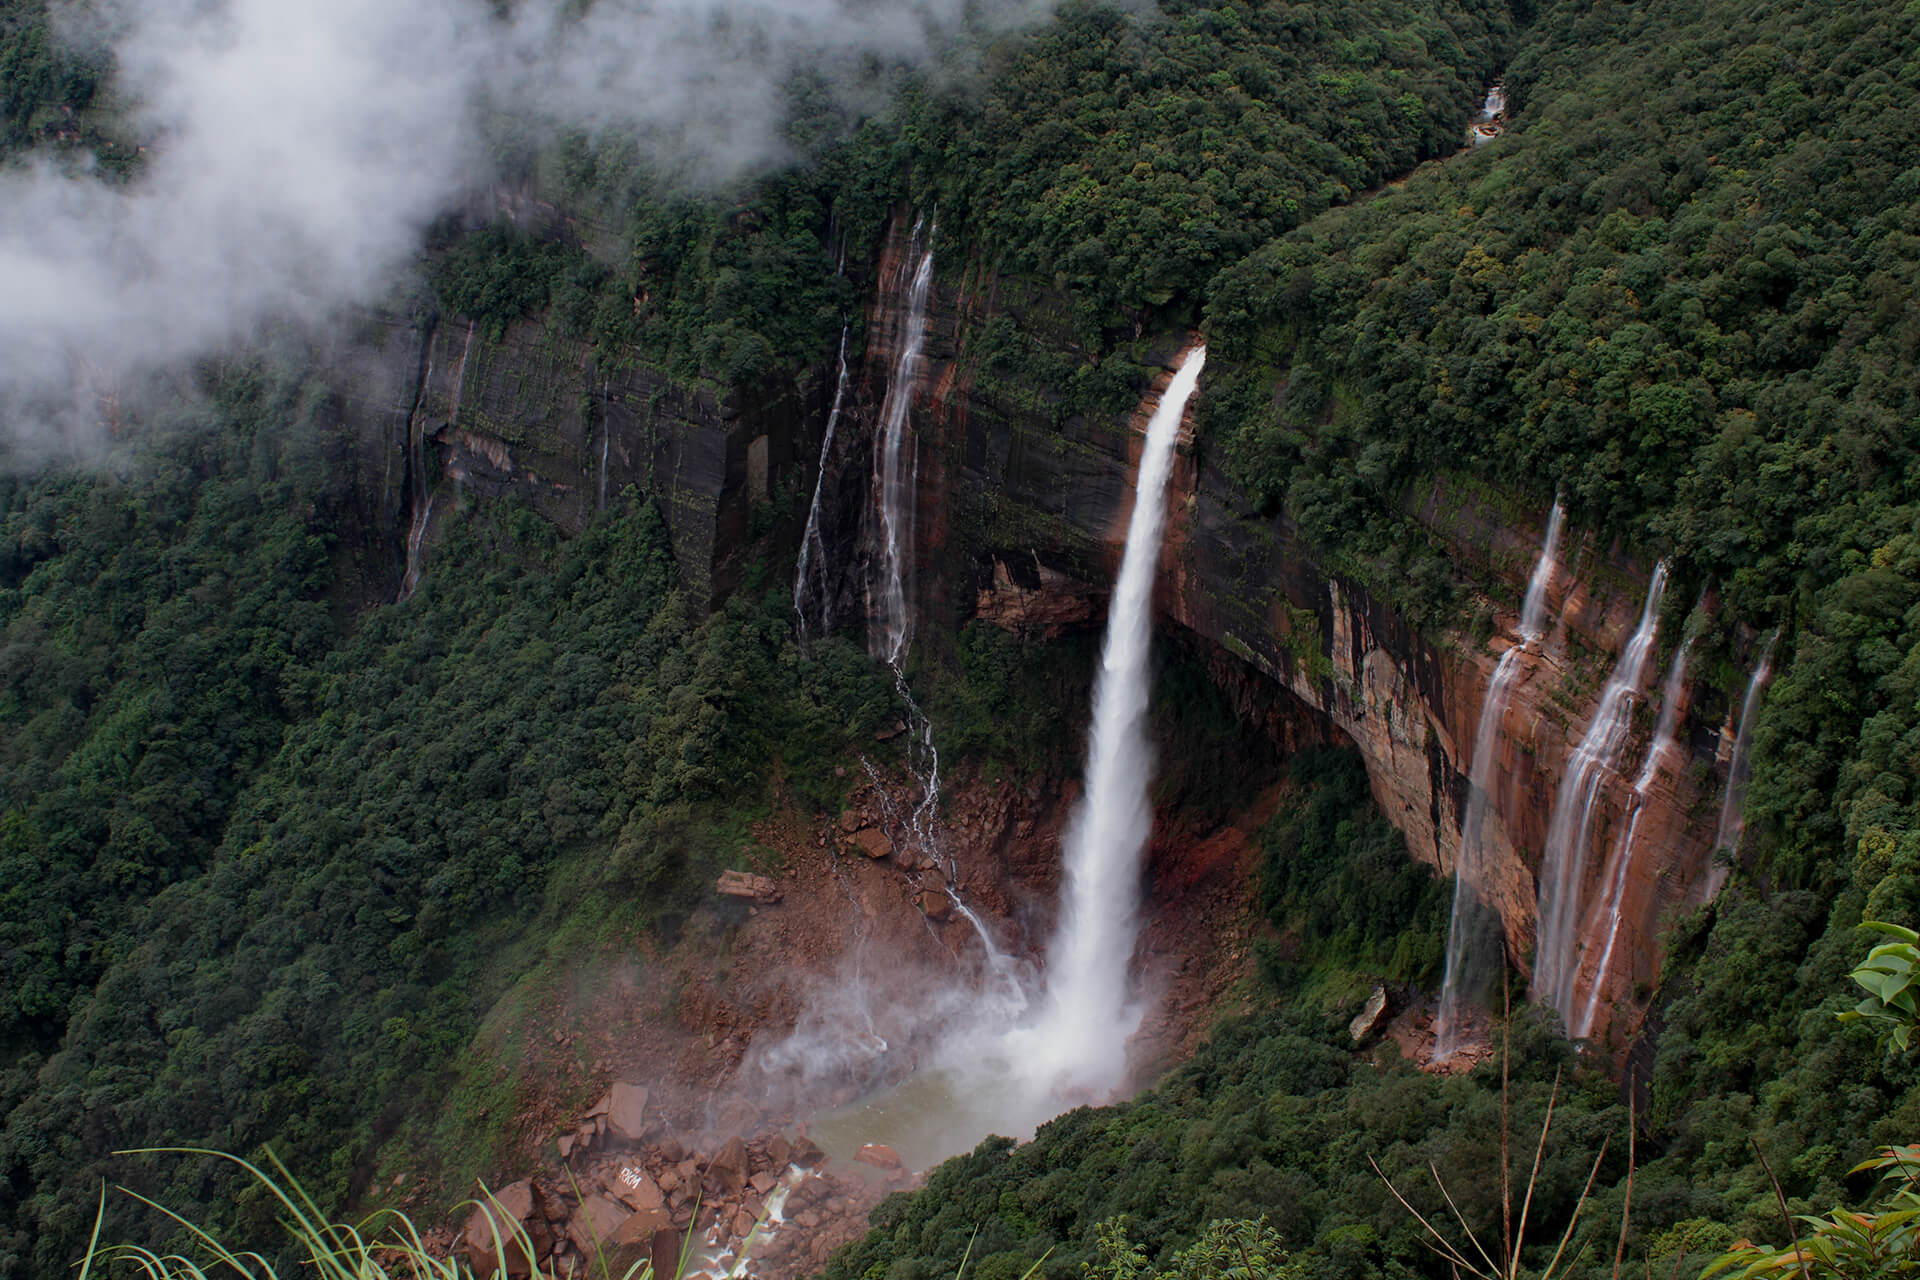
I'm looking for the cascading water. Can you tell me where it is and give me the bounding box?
[1574,637,1691,1038]
[1434,501,1563,1060]
[794,326,852,637]
[1708,634,1777,897]
[1008,345,1205,1100]
[597,423,609,512]
[1533,561,1669,1025]
[872,223,934,667]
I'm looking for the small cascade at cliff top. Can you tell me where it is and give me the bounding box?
[1534,561,1669,1025]
[872,222,934,667]
[1004,343,1205,1100]
[1435,500,1562,1060]
[793,326,851,638]
[1709,634,1777,897]
[1576,637,1691,1038]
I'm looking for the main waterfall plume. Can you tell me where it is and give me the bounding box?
[1010,344,1205,1099]
[1434,501,1563,1060]
[1533,562,1669,1025]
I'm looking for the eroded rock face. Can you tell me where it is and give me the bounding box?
[331,311,829,607]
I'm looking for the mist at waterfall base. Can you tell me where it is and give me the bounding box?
[754,348,1207,1171]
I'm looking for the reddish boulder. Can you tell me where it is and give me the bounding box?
[566,1193,632,1256]
[708,1135,750,1196]
[855,1143,902,1170]
[606,1082,650,1142]
[463,1180,552,1278]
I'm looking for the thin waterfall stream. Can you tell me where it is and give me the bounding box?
[1533,562,1669,1025]
[1708,634,1777,897]
[1434,500,1563,1060]
[793,326,851,637]
[1575,637,1691,1038]
[872,222,934,667]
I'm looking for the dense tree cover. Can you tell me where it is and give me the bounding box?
[895,0,1511,338]
[0,365,896,1272]
[1193,0,1920,1192]
[0,0,130,172]
[431,0,1514,394]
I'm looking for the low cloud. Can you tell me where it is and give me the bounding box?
[0,0,1048,455]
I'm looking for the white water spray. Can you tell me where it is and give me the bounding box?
[1708,634,1777,896]
[1575,637,1691,1038]
[794,326,852,636]
[1008,344,1204,1099]
[872,224,935,666]
[1435,501,1563,1059]
[1534,562,1669,1024]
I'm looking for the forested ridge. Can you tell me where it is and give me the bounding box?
[0,0,1917,1274]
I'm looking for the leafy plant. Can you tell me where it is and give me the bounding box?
[1837,924,1920,1053]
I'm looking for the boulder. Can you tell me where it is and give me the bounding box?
[732,1208,757,1239]
[557,1134,575,1160]
[605,1209,675,1274]
[657,1134,687,1163]
[716,870,780,904]
[463,1180,552,1278]
[608,1163,665,1213]
[585,1092,613,1119]
[606,1082,650,1142]
[750,1171,779,1195]
[766,1135,792,1168]
[708,1135,750,1196]
[566,1194,633,1256]
[855,1144,902,1170]
[650,1226,685,1279]
[848,828,892,859]
[790,1134,825,1167]
[914,889,952,921]
[1349,985,1391,1044]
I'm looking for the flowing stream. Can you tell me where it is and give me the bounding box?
[1575,637,1691,1038]
[1434,501,1562,1059]
[1533,562,1668,1024]
[1707,634,1777,897]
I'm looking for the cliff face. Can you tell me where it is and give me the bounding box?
[331,311,827,605]
[335,216,1729,1045]
[850,217,1725,1045]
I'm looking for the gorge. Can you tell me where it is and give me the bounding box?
[1,0,1916,1276]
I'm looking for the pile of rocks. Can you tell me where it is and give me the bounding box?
[463,1082,893,1278]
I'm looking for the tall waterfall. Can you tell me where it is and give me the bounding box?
[1575,637,1691,1038]
[872,224,935,666]
[1708,634,1777,896]
[1010,345,1205,1099]
[1434,501,1563,1059]
[1533,562,1669,1024]
[794,326,851,637]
